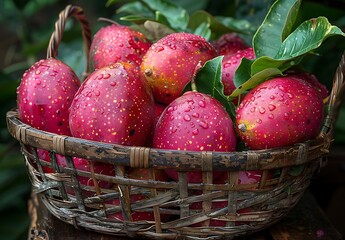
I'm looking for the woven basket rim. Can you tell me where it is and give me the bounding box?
[6,109,332,171]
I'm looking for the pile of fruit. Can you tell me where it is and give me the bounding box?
[15,0,344,225]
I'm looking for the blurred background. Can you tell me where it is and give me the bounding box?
[0,0,344,239]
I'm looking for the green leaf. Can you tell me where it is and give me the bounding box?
[117,1,155,20]
[230,68,283,98]
[233,58,254,88]
[251,55,304,75]
[275,17,345,60]
[253,0,301,58]
[193,22,211,40]
[142,0,189,32]
[142,20,175,41]
[194,56,236,117]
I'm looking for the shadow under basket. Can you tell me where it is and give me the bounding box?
[7,4,345,240]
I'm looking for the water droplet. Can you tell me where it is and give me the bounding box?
[171,126,178,133]
[62,86,67,92]
[192,112,199,118]
[167,107,174,113]
[36,79,41,85]
[279,86,286,92]
[192,129,199,135]
[50,72,57,77]
[268,114,274,119]
[270,95,275,100]
[250,107,256,113]
[256,119,262,124]
[110,81,117,87]
[187,99,194,104]
[118,43,124,47]
[103,73,111,79]
[287,93,294,99]
[156,46,164,52]
[199,120,208,129]
[284,112,290,120]
[56,109,61,115]
[95,90,101,97]
[184,114,191,122]
[268,104,276,111]
[97,74,104,80]
[259,107,266,114]
[35,70,41,75]
[198,100,206,108]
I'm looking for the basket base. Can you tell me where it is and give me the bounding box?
[28,191,342,240]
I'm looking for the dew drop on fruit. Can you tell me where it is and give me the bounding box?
[95,90,101,97]
[110,81,117,87]
[198,100,206,108]
[167,106,174,113]
[184,114,191,122]
[268,114,274,119]
[156,46,164,52]
[287,93,294,99]
[192,112,199,118]
[171,126,178,133]
[199,120,209,129]
[268,104,276,111]
[97,74,104,80]
[103,73,111,79]
[256,119,262,124]
[270,95,275,100]
[36,79,41,85]
[259,107,266,114]
[192,129,199,135]
[35,70,41,75]
[250,107,256,113]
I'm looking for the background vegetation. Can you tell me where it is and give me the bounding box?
[0,0,344,239]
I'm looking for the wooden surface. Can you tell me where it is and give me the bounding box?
[28,190,342,240]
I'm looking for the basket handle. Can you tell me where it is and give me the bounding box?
[320,51,345,136]
[46,5,92,78]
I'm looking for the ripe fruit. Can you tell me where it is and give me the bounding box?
[108,168,169,221]
[221,48,255,95]
[17,58,80,135]
[212,33,248,56]
[236,76,324,150]
[89,24,152,69]
[72,157,114,196]
[153,91,237,183]
[69,62,155,146]
[141,32,217,104]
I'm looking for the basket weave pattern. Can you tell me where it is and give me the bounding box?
[6,5,345,240]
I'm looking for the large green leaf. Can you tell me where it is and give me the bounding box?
[253,0,301,58]
[117,1,155,20]
[275,17,345,59]
[194,56,236,117]
[142,0,189,32]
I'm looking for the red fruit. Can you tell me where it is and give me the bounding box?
[36,149,67,174]
[90,24,152,69]
[17,58,80,135]
[153,91,237,183]
[154,102,167,125]
[141,32,217,104]
[236,76,324,150]
[212,33,248,56]
[285,70,329,99]
[69,62,155,146]
[221,48,255,95]
[72,157,114,196]
[108,168,169,221]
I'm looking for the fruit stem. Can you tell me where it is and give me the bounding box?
[191,61,203,92]
[238,123,247,132]
[98,17,120,25]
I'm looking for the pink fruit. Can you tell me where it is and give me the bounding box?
[141,32,217,104]
[236,76,324,150]
[90,24,152,69]
[17,58,80,135]
[36,149,67,174]
[153,91,237,183]
[285,70,329,99]
[212,33,248,56]
[108,168,169,221]
[72,157,114,196]
[69,62,155,146]
[154,102,167,125]
[221,48,255,95]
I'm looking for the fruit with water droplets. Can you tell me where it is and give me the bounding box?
[17,58,80,135]
[90,24,152,70]
[236,76,324,150]
[153,91,237,183]
[69,62,155,146]
[221,47,255,95]
[213,33,248,56]
[141,32,217,105]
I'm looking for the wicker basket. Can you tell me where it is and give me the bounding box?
[6,5,345,240]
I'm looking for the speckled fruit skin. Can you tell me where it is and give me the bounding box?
[236,76,324,150]
[221,48,255,95]
[69,62,155,146]
[90,24,152,69]
[153,91,237,183]
[141,32,217,105]
[212,33,248,56]
[17,58,80,135]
